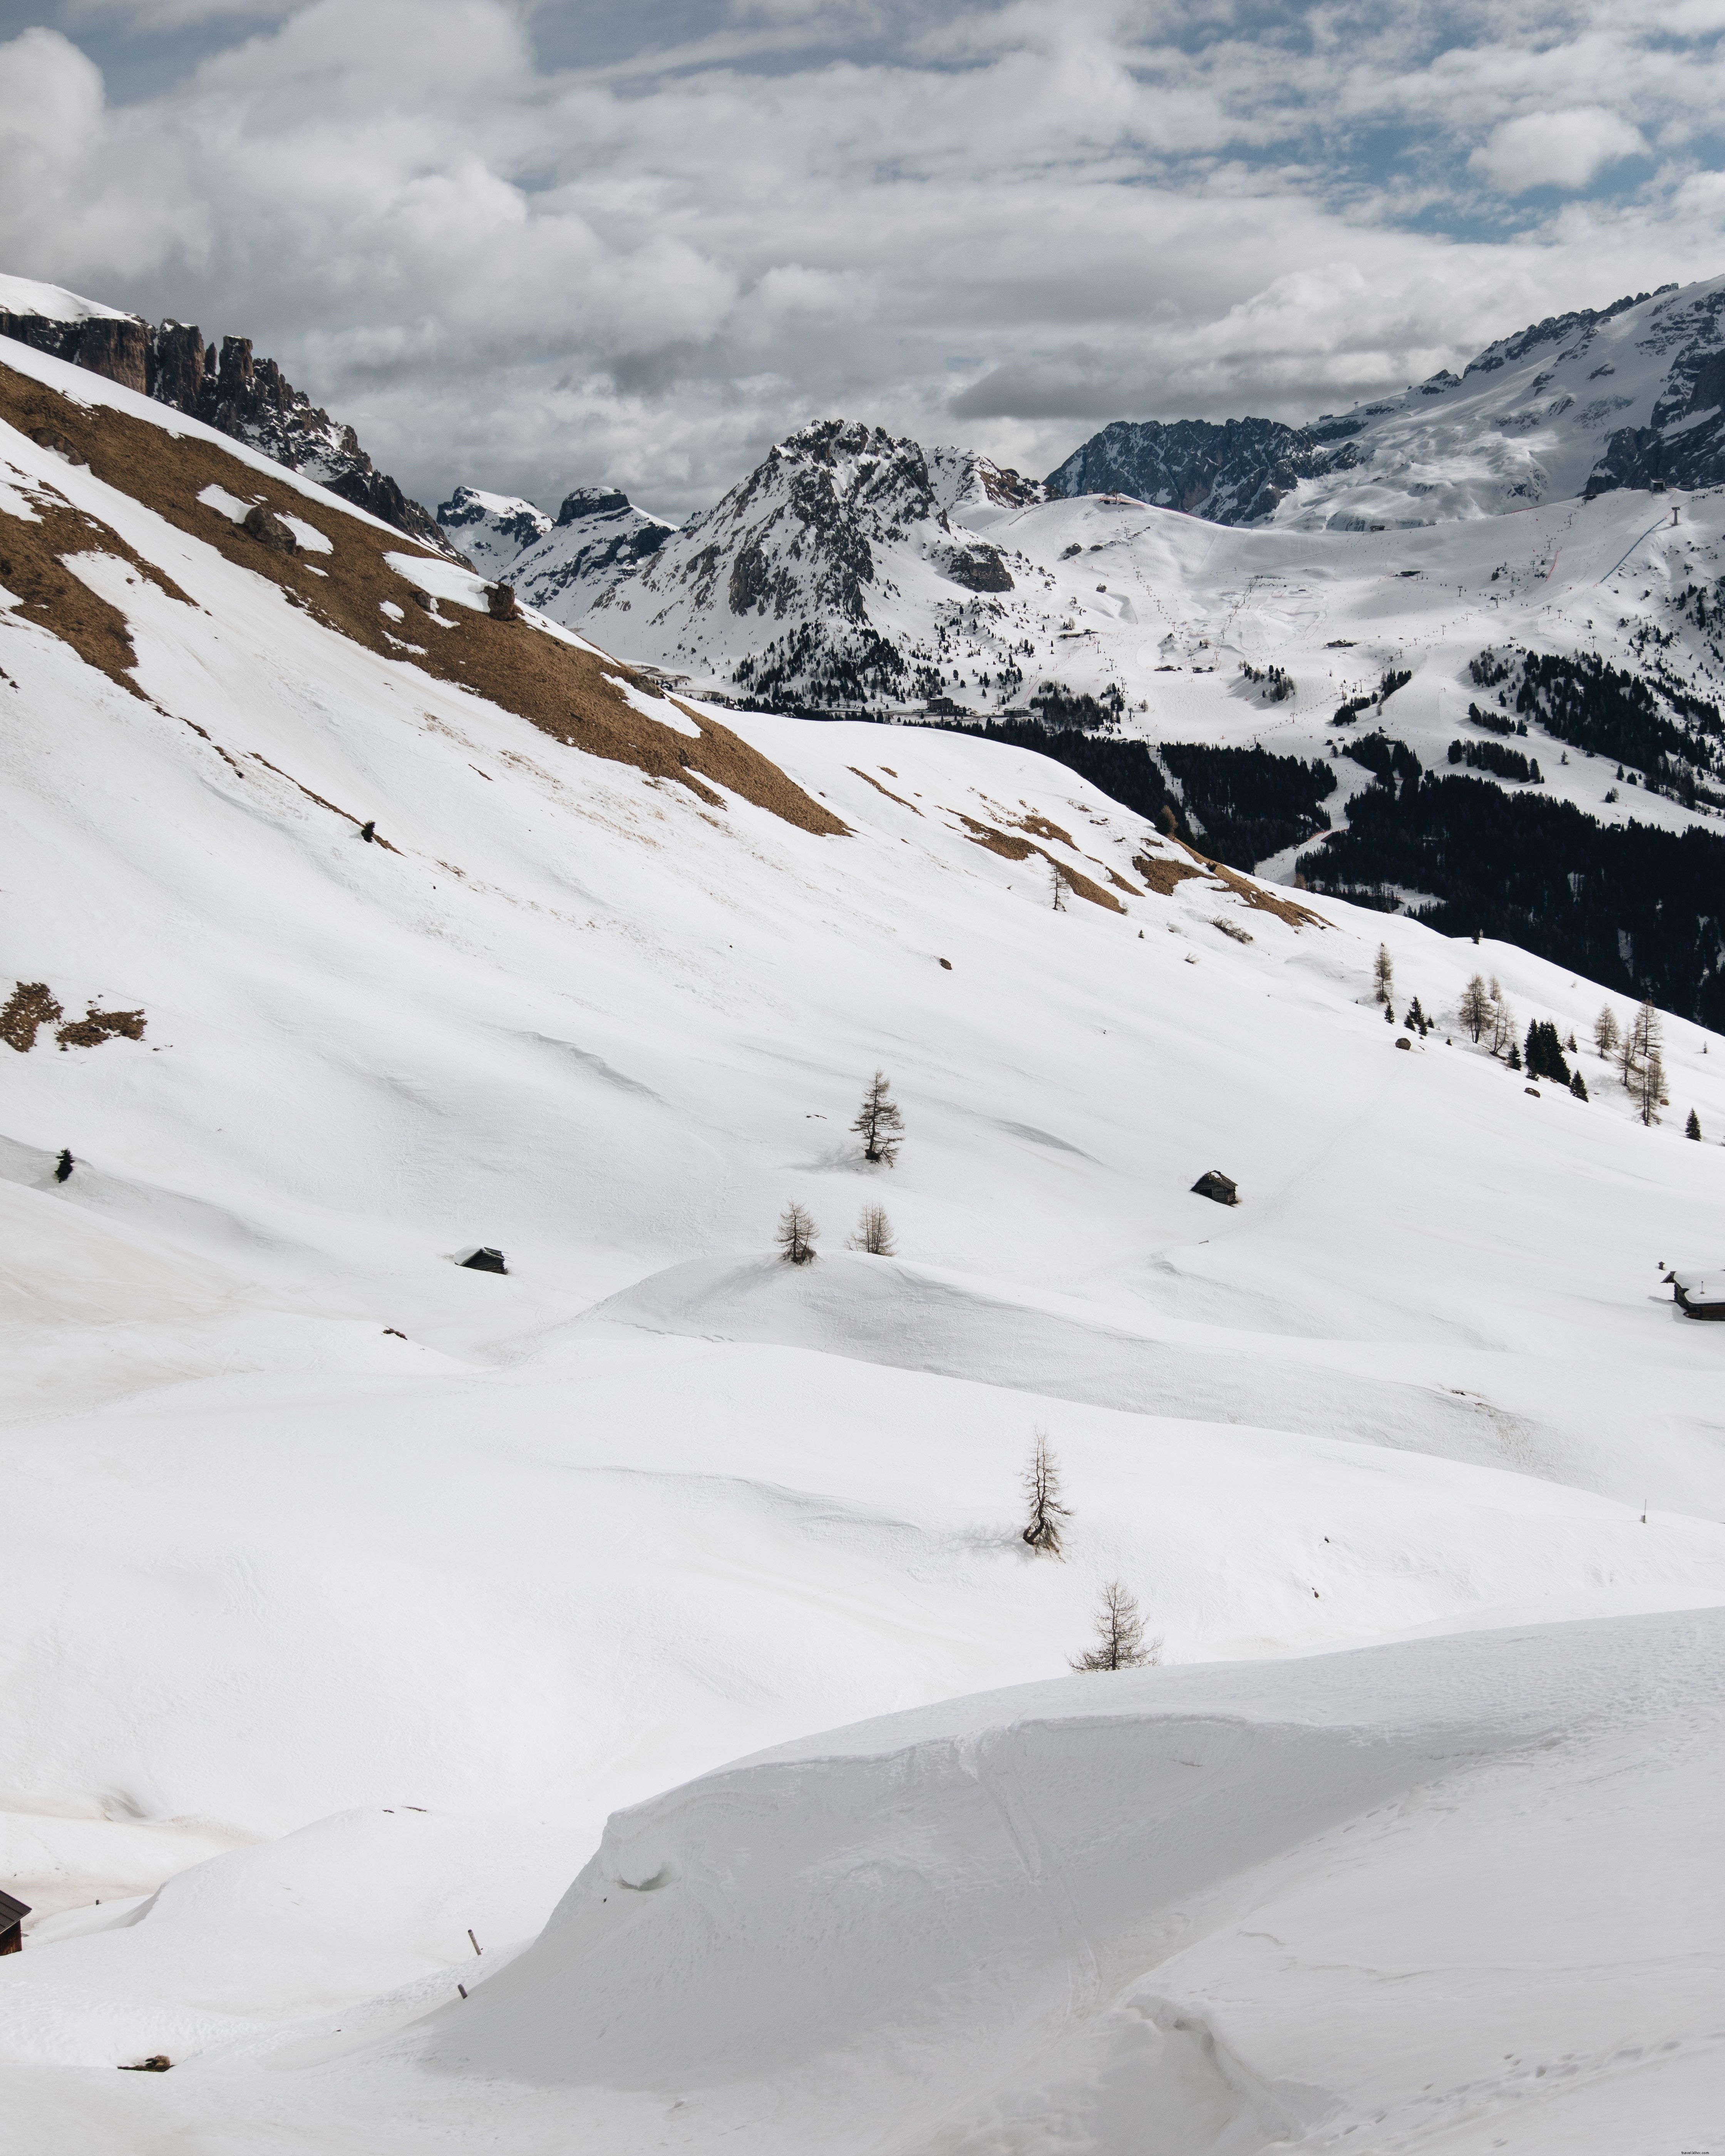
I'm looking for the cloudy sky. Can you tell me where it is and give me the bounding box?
[5,1,1725,519]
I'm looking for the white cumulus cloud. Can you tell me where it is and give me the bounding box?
[1471,107,1648,196]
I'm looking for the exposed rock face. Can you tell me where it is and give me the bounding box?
[942,543,1014,593]
[0,298,455,556]
[435,482,673,622]
[1045,416,1363,525]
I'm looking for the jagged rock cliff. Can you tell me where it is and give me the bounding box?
[1045,415,1363,524]
[0,274,452,554]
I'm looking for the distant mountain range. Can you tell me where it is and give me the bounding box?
[12,267,1725,1012]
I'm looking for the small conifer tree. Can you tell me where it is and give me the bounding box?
[1686,1108,1702,1140]
[1460,974,1492,1042]
[1594,1005,1621,1060]
[1570,1069,1589,1101]
[775,1200,819,1265]
[1373,943,1395,1005]
[1021,1430,1069,1557]
[848,1203,896,1254]
[852,1069,904,1166]
[1070,1582,1157,1671]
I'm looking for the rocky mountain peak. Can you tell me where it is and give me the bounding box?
[434,480,675,623]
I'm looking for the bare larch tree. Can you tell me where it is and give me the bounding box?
[1373,943,1395,1005]
[775,1200,819,1265]
[848,1204,896,1255]
[1594,1004,1621,1060]
[1022,1429,1070,1556]
[852,1069,904,1165]
[1460,974,1492,1042]
[1070,1581,1157,1671]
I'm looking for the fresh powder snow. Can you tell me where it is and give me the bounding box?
[0,311,1721,2156]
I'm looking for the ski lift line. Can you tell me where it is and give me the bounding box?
[1598,519,1670,586]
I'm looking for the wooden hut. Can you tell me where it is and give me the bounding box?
[0,1889,28,1953]
[1669,1271,1725,1321]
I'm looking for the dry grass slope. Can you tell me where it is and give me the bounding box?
[0,362,846,839]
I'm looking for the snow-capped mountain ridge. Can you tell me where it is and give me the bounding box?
[1047,277,1725,531]
[435,482,676,614]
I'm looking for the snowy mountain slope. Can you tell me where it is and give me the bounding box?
[0,273,456,556]
[22,1613,1725,2154]
[1044,274,1725,529]
[436,482,675,620]
[4,328,1725,2150]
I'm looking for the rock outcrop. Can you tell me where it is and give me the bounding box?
[0,290,454,555]
[1045,415,1363,525]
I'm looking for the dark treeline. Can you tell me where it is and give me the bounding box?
[1343,732,1422,788]
[1159,742,1335,866]
[1501,649,1725,807]
[1028,681,1126,730]
[1448,738,1543,783]
[954,718,1191,838]
[1297,772,1725,1024]
[733,623,908,708]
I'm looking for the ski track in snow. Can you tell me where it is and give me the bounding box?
[0,331,1722,2154]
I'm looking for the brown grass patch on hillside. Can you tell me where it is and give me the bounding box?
[1132,851,1209,897]
[56,1005,145,1048]
[0,362,845,838]
[957,812,1036,862]
[0,472,193,697]
[1200,855,1329,929]
[849,766,922,814]
[958,813,1124,912]
[1129,842,1328,927]
[2,981,62,1051]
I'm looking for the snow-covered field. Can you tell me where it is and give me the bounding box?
[3,334,1723,2152]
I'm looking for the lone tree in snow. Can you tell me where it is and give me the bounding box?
[1021,1430,1069,1557]
[852,1069,904,1166]
[1594,1005,1621,1060]
[1632,996,1663,1068]
[848,1203,896,1255]
[775,1200,819,1265]
[1460,974,1492,1042]
[1050,859,1068,911]
[1571,1069,1589,1102]
[1373,943,1395,1006]
[1489,980,1517,1060]
[1070,1582,1157,1672]
[1687,1108,1703,1140]
[1637,1048,1666,1128]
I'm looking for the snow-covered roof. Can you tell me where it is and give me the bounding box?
[1672,1271,1725,1305]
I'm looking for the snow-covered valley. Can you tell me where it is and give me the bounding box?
[2,318,1723,2154]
